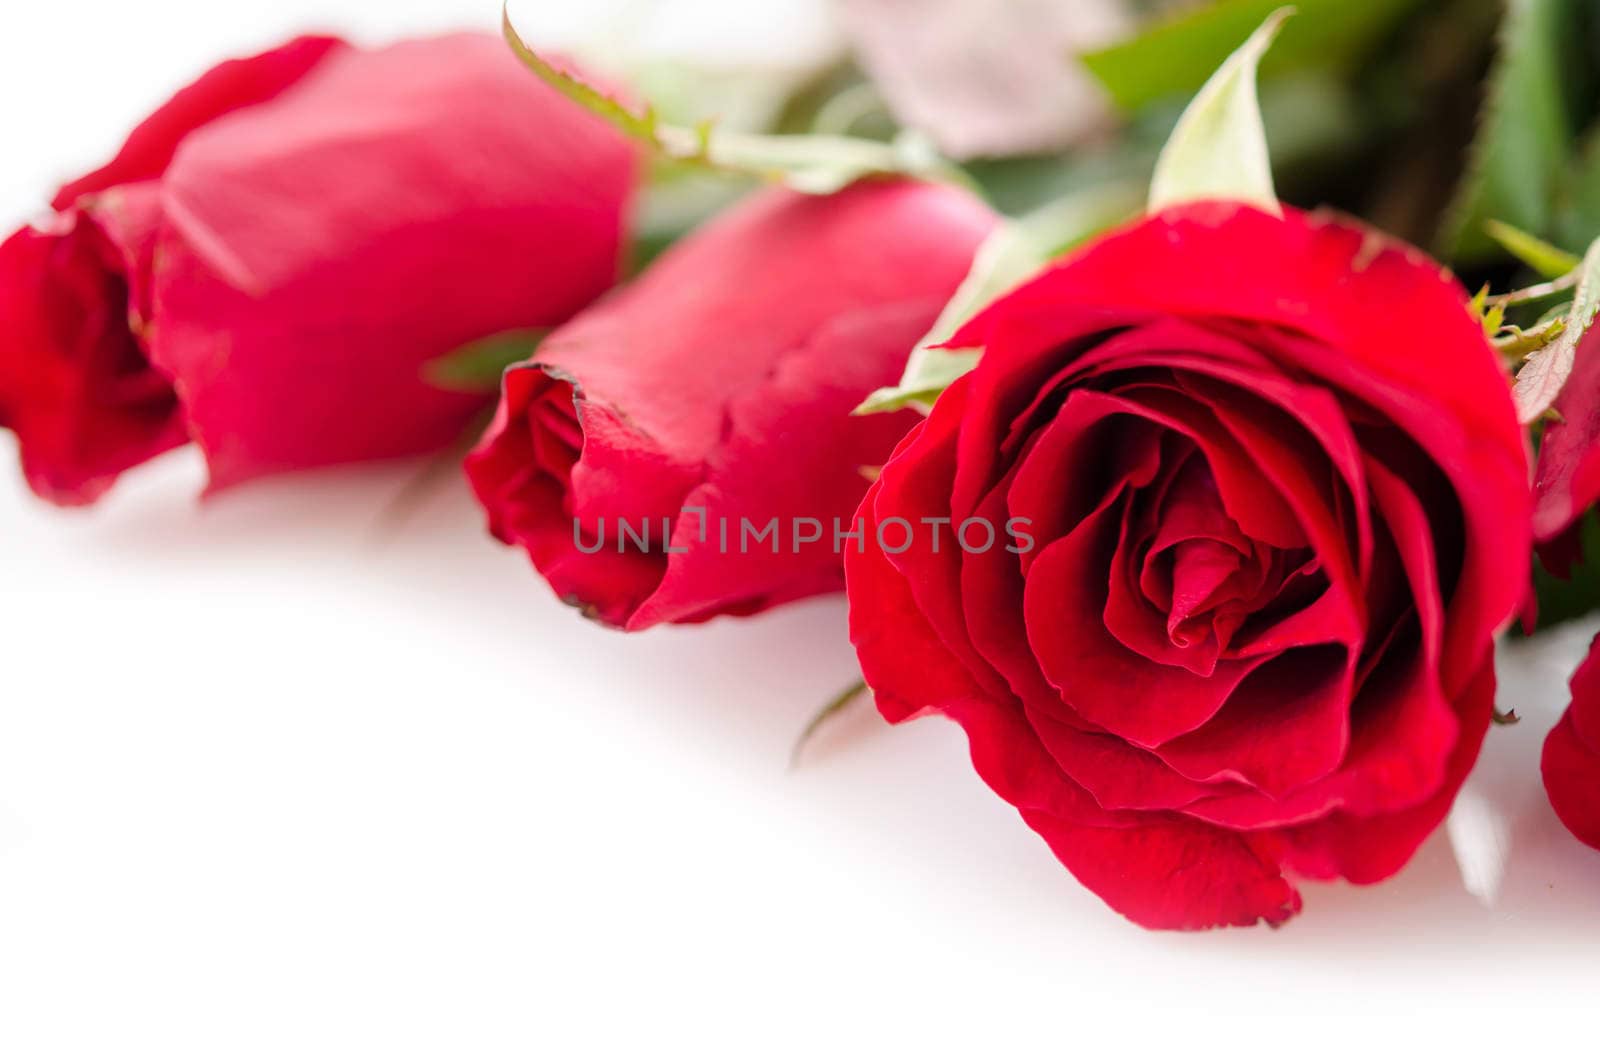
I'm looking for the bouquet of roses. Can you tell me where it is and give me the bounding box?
[3,1,1597,930]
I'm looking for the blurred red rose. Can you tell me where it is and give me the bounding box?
[1544,635,1600,851]
[846,202,1531,929]
[0,32,636,504]
[465,180,995,629]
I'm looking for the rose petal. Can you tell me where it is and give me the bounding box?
[1019,809,1302,930]
[1543,711,1600,851]
[1154,646,1352,795]
[1185,646,1459,829]
[1005,388,1166,555]
[950,306,1155,520]
[877,377,1016,699]
[1024,499,1262,748]
[0,208,185,504]
[848,459,997,723]
[1281,659,1494,882]
[1542,634,1600,851]
[1533,321,1600,544]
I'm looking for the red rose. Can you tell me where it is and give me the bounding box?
[465,181,995,629]
[846,202,1530,929]
[1544,635,1600,851]
[0,33,635,504]
[1531,318,1600,572]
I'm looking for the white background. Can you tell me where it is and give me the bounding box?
[2,2,1597,1056]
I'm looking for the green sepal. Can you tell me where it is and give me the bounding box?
[856,182,1143,415]
[1146,8,1291,218]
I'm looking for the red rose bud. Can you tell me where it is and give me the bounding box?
[465,181,997,629]
[1544,635,1600,851]
[846,203,1531,930]
[0,33,636,505]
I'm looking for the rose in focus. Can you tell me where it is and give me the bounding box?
[0,33,635,504]
[466,180,996,629]
[847,202,1531,929]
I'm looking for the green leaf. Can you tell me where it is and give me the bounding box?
[1513,233,1600,422]
[423,329,547,394]
[857,181,1144,415]
[1147,8,1290,217]
[1438,0,1578,264]
[503,7,965,195]
[1484,219,1582,279]
[501,8,659,141]
[1082,0,1422,114]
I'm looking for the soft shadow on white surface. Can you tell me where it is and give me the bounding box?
[3,447,1593,1058]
